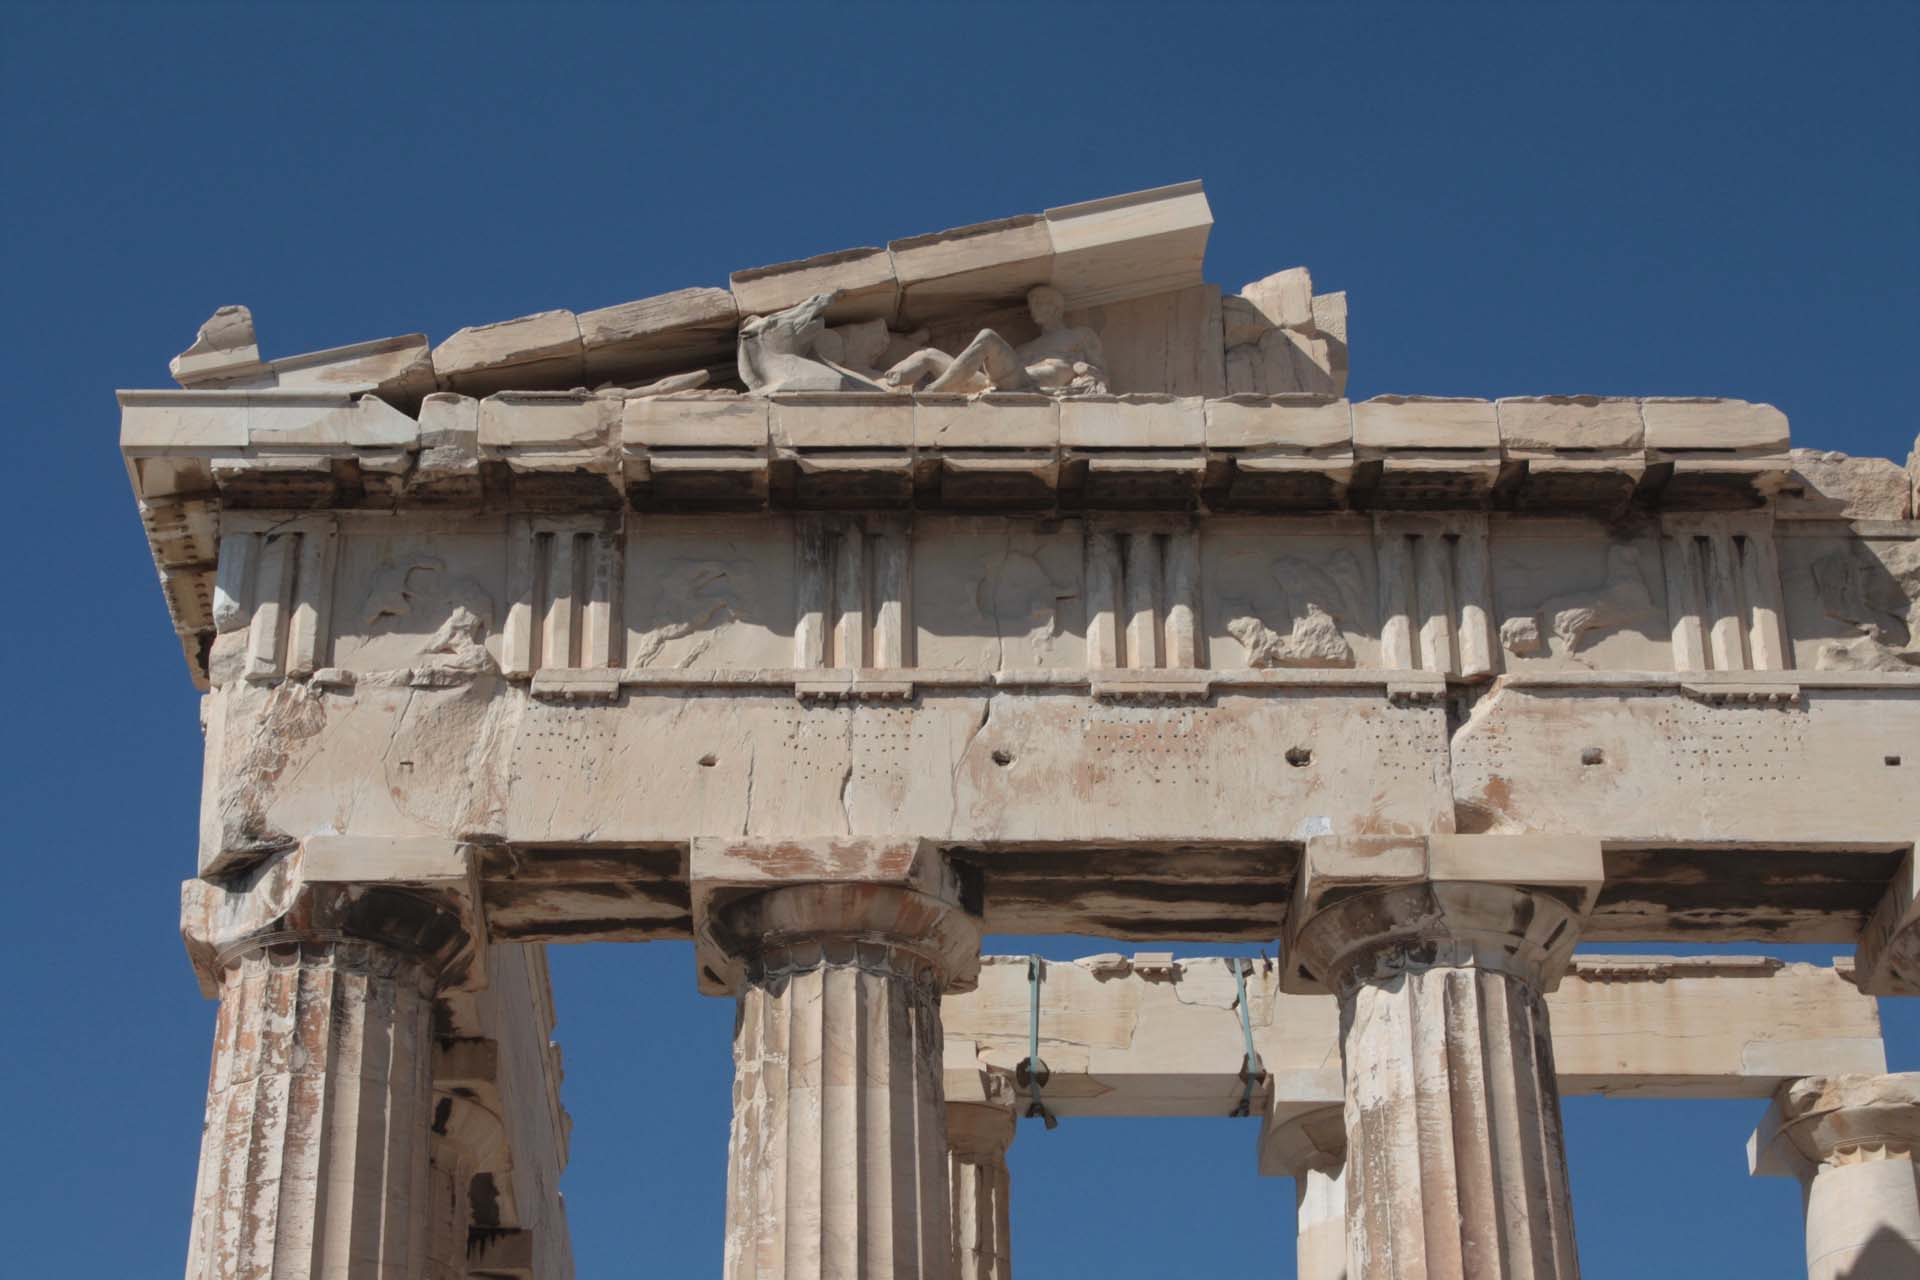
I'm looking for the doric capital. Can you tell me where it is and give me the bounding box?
[1283,835,1603,995]
[947,1099,1018,1162]
[1753,1073,1920,1178]
[181,836,484,997]
[691,837,982,995]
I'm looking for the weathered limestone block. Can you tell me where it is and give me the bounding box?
[1286,836,1603,1280]
[1043,181,1211,308]
[703,842,981,1280]
[1064,283,1225,398]
[271,333,438,405]
[179,842,478,1280]
[1641,397,1791,453]
[172,305,267,386]
[434,310,586,396]
[892,214,1053,325]
[579,286,739,382]
[1779,449,1913,520]
[1749,1073,1920,1280]
[1058,394,1204,448]
[733,247,901,325]
[1451,681,1920,860]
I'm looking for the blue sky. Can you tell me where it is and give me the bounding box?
[2,2,1916,1275]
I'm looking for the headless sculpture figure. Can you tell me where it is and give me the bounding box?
[884,285,1108,396]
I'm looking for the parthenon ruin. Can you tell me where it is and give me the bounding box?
[124,182,1920,1278]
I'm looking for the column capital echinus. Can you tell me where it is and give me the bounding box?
[1283,835,1605,996]
[1759,1073,1920,1172]
[690,837,983,995]
[180,835,485,998]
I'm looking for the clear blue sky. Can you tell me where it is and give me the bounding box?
[2,3,1916,1276]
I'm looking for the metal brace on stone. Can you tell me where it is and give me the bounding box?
[1015,956,1058,1129]
[1230,957,1268,1118]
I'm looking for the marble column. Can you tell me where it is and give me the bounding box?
[947,1101,1016,1280]
[184,937,440,1280]
[1292,878,1588,1279]
[1296,1161,1349,1280]
[1750,1073,1920,1279]
[1262,1089,1349,1280]
[180,857,475,1280]
[719,881,981,1280]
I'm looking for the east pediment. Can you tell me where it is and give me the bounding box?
[160,181,1348,404]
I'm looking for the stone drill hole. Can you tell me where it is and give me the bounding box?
[1581,748,1605,765]
[1887,755,1903,767]
[1285,747,1312,767]
[698,754,718,768]
[991,749,1014,767]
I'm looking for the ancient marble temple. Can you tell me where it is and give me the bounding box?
[125,183,1920,1278]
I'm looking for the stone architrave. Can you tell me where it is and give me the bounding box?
[1750,1072,1920,1280]
[1285,835,1603,1280]
[699,840,983,1280]
[178,839,479,1280]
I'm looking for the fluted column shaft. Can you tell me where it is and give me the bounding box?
[1295,882,1585,1280]
[947,1101,1015,1280]
[1295,1160,1348,1280]
[184,939,437,1280]
[1751,1072,1920,1279]
[719,880,978,1280]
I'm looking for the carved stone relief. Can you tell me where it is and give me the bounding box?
[623,519,794,670]
[1498,545,1659,663]
[913,517,1085,671]
[328,531,507,677]
[1221,553,1362,669]
[882,286,1108,397]
[1202,525,1376,670]
[1802,540,1920,672]
[1490,527,1668,670]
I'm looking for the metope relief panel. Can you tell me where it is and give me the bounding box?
[795,515,911,670]
[623,516,795,671]
[504,515,623,676]
[1659,513,1789,673]
[1085,517,1202,670]
[1201,517,1377,671]
[1372,514,1497,677]
[1778,529,1920,673]
[912,516,1085,672]
[1489,519,1668,671]
[211,514,339,685]
[327,516,507,679]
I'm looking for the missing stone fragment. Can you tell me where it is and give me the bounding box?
[698,754,718,768]
[991,749,1014,767]
[1285,747,1312,767]
[1581,748,1605,766]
